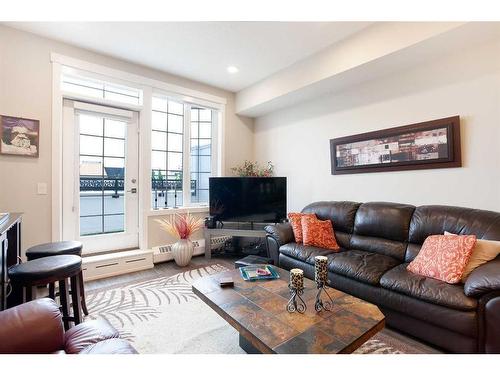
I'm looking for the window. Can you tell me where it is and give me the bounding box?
[190,107,212,203]
[151,95,217,209]
[61,71,143,106]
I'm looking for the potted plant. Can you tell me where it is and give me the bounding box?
[155,213,204,266]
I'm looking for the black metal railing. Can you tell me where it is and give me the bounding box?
[80,177,124,197]
[80,176,197,208]
[151,178,197,209]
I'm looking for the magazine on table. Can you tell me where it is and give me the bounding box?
[0,213,9,226]
[239,265,280,281]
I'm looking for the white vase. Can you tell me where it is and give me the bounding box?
[172,239,194,267]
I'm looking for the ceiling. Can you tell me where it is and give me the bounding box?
[5,22,372,92]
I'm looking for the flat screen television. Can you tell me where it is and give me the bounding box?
[209,177,287,223]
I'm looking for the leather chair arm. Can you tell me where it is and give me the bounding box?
[265,223,294,265]
[64,319,120,354]
[0,298,65,354]
[464,258,500,297]
[78,338,138,354]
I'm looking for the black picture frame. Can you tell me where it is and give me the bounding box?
[330,116,461,175]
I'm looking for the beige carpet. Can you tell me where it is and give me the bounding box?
[85,264,437,354]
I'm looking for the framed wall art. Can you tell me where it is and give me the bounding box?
[0,115,40,157]
[330,116,461,175]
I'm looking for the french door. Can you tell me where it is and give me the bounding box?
[62,100,139,253]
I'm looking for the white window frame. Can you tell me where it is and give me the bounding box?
[51,53,226,251]
[151,90,222,210]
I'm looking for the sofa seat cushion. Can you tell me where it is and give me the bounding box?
[279,243,339,265]
[328,250,400,285]
[380,264,477,311]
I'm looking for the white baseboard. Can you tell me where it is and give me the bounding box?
[82,249,154,281]
[152,236,229,264]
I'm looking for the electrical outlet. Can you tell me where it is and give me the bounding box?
[37,183,48,195]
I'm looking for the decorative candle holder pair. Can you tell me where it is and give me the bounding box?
[287,256,335,314]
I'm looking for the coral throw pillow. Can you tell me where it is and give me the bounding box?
[407,234,477,284]
[301,215,340,251]
[288,213,316,243]
[444,231,500,282]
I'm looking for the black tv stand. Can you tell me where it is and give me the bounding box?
[204,221,273,259]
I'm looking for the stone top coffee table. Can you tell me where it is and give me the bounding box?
[192,266,385,354]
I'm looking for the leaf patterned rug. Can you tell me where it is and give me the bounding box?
[85,264,435,354]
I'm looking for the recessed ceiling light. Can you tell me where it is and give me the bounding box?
[227,66,239,74]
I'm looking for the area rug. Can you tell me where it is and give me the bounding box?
[85,264,435,354]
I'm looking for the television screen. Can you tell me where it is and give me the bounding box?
[209,177,287,223]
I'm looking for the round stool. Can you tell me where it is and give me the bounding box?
[8,255,83,330]
[26,241,88,315]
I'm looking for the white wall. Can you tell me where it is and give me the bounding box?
[0,25,254,250]
[254,39,500,212]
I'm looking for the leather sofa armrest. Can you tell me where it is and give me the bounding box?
[464,257,500,297]
[265,223,294,265]
[265,223,294,245]
[0,298,65,354]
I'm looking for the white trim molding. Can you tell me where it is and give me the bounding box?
[51,53,226,251]
[51,61,63,241]
[51,53,227,106]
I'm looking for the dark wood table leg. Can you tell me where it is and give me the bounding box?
[24,285,35,302]
[239,334,263,354]
[70,275,82,325]
[59,278,71,330]
[48,282,55,299]
[78,271,89,315]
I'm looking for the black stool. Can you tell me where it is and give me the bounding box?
[234,255,273,269]
[8,255,83,330]
[26,241,88,315]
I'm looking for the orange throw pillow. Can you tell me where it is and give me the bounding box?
[288,213,316,243]
[407,234,477,284]
[301,215,340,251]
[444,231,500,282]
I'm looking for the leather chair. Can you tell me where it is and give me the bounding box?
[0,298,137,354]
[266,201,500,353]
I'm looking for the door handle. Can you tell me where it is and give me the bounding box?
[127,188,137,194]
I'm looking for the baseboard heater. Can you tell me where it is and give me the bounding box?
[152,236,230,264]
[82,249,154,281]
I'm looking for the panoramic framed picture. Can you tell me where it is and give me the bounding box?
[0,115,40,157]
[330,116,461,175]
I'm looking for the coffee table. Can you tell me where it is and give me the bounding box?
[192,266,385,354]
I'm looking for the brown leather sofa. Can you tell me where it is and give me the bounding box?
[0,298,137,354]
[265,201,500,353]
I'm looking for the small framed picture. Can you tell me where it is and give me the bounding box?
[0,115,40,157]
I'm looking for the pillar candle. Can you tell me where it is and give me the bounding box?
[315,256,328,285]
[290,268,304,290]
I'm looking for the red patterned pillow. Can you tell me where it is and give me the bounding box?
[301,215,340,251]
[407,234,477,284]
[288,213,316,243]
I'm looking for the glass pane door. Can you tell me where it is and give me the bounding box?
[62,99,139,254]
[79,114,127,236]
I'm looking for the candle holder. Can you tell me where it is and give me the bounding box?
[287,268,306,313]
[314,256,335,312]
[314,280,335,312]
[286,284,307,314]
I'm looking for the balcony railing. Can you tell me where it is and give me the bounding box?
[80,176,197,208]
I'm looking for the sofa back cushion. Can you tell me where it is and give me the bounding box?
[301,201,360,249]
[406,205,500,262]
[351,202,415,261]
